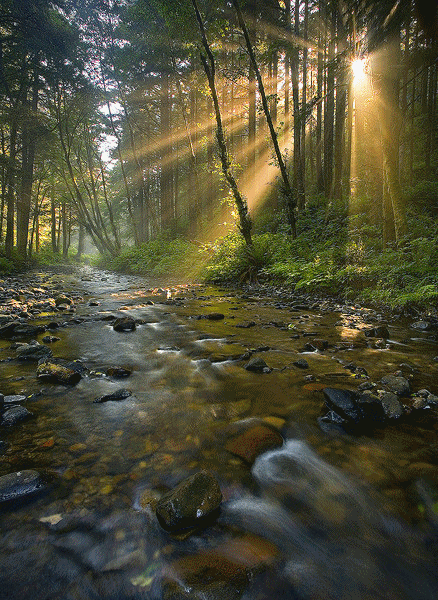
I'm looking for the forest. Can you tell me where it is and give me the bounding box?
[1,0,438,309]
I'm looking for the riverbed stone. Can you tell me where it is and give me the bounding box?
[3,394,26,404]
[364,326,390,339]
[93,388,132,403]
[37,362,82,385]
[1,405,33,427]
[380,392,404,419]
[156,470,222,532]
[244,357,271,373]
[113,316,136,332]
[322,388,361,423]
[380,375,410,396]
[0,470,45,503]
[225,421,283,464]
[16,343,53,361]
[293,358,309,369]
[106,366,132,378]
[55,295,73,307]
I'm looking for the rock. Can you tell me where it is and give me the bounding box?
[244,357,271,373]
[412,321,432,331]
[16,343,53,362]
[304,339,329,351]
[55,295,73,306]
[364,326,390,339]
[1,405,33,427]
[0,470,45,503]
[381,375,410,396]
[113,316,136,332]
[42,335,60,343]
[0,321,19,339]
[225,421,283,464]
[322,388,361,423]
[235,321,256,328]
[3,394,26,404]
[293,358,309,369]
[156,470,222,532]
[106,366,132,378]
[355,393,386,423]
[37,362,82,385]
[205,313,225,320]
[380,392,404,419]
[11,324,46,338]
[93,389,132,403]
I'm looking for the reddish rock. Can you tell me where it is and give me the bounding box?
[225,422,283,464]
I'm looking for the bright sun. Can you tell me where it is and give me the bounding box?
[351,58,367,82]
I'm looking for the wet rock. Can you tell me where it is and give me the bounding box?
[0,440,7,454]
[55,295,73,307]
[3,394,26,404]
[304,339,329,351]
[323,388,361,423]
[16,343,53,362]
[42,335,60,344]
[113,316,136,332]
[225,420,283,464]
[244,357,271,373]
[37,362,82,385]
[205,312,225,320]
[355,393,386,423]
[380,392,404,419]
[235,321,256,328]
[381,375,410,396]
[11,324,46,338]
[0,470,45,503]
[0,321,19,339]
[364,326,390,339]
[1,405,33,427]
[161,534,277,600]
[293,358,309,369]
[93,389,132,403]
[156,470,222,532]
[106,366,132,378]
[412,321,432,331]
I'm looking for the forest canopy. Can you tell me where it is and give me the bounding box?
[1,0,438,307]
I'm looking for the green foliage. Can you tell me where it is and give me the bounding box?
[204,201,438,310]
[0,256,15,275]
[97,238,204,280]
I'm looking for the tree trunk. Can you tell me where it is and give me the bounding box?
[160,70,174,232]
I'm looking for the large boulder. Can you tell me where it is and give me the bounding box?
[1,405,33,427]
[320,387,387,433]
[380,375,410,396]
[156,471,222,532]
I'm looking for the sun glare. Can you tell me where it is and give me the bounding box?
[351,58,367,83]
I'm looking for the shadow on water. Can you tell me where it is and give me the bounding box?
[0,267,437,599]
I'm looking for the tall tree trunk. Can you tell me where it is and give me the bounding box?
[247,0,257,184]
[191,0,253,246]
[232,0,297,236]
[5,120,17,258]
[292,0,304,210]
[324,9,335,199]
[160,70,173,232]
[316,6,324,193]
[299,0,308,208]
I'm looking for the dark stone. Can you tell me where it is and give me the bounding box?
[235,321,257,328]
[0,321,19,339]
[113,316,136,332]
[156,471,222,532]
[106,366,132,378]
[0,470,45,503]
[244,357,271,373]
[322,388,361,423]
[355,393,386,423]
[380,392,404,419]
[16,343,53,362]
[293,359,309,369]
[11,324,46,338]
[42,335,60,343]
[381,375,410,396]
[364,326,390,339]
[37,362,82,385]
[93,389,132,403]
[205,313,225,320]
[1,405,33,427]
[55,295,73,306]
[304,339,329,351]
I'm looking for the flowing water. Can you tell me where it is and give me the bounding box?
[0,268,437,599]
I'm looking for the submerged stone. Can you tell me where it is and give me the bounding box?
[106,366,132,378]
[1,405,33,427]
[93,388,132,403]
[0,470,45,503]
[225,421,283,464]
[16,343,53,362]
[156,470,222,532]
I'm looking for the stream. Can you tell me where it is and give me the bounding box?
[0,266,437,599]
